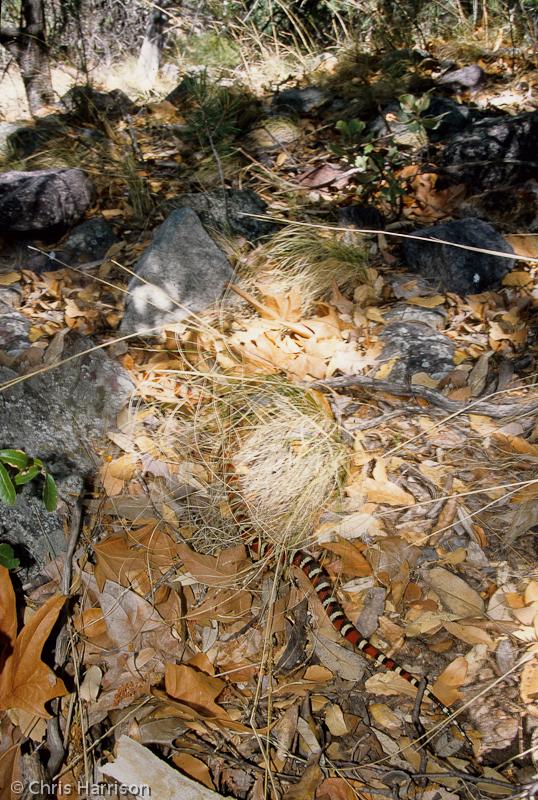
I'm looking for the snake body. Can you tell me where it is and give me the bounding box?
[227,463,467,740]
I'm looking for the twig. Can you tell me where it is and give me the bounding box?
[307,375,538,420]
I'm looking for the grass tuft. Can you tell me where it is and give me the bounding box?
[251,223,369,310]
[165,374,348,556]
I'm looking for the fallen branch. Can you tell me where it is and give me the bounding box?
[308,375,538,420]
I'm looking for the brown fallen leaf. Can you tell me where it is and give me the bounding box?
[285,761,322,800]
[431,656,468,706]
[520,658,538,703]
[316,777,365,800]
[364,477,415,506]
[320,539,371,577]
[0,567,66,718]
[425,567,484,617]
[165,664,229,719]
[172,753,216,790]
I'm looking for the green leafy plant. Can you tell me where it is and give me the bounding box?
[332,94,441,211]
[0,450,58,512]
[0,543,19,570]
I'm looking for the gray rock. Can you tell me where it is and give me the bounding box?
[61,86,136,120]
[403,218,514,295]
[436,64,484,91]
[442,110,538,189]
[57,216,118,264]
[120,208,234,335]
[0,473,83,582]
[0,333,134,477]
[379,321,455,382]
[272,86,329,114]
[389,272,437,299]
[0,168,96,234]
[170,189,274,241]
[0,333,134,579]
[384,303,447,330]
[0,303,30,357]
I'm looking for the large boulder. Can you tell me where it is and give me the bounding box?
[0,168,96,234]
[170,189,274,241]
[0,302,30,358]
[120,208,234,335]
[403,218,514,295]
[442,110,538,189]
[0,334,134,579]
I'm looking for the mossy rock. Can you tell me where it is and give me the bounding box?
[246,117,301,151]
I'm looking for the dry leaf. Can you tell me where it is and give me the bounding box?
[165,664,227,718]
[431,656,468,706]
[316,777,365,800]
[0,568,66,717]
[285,762,322,800]
[320,539,371,577]
[369,702,402,732]
[443,621,496,650]
[502,270,533,287]
[364,477,415,507]
[504,235,538,259]
[80,665,102,703]
[520,658,538,703]
[324,704,348,736]
[0,272,21,285]
[172,753,215,790]
[408,295,445,307]
[425,567,484,617]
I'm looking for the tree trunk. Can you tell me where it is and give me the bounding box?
[0,0,54,116]
[136,2,171,88]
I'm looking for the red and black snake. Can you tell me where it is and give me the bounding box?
[226,462,468,742]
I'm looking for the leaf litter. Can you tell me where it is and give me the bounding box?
[2,40,538,800]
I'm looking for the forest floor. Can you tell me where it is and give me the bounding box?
[1,31,538,800]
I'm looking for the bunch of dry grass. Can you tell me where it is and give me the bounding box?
[251,223,369,310]
[169,373,348,555]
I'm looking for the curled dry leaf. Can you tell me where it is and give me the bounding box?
[80,665,103,703]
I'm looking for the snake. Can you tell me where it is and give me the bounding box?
[226,461,468,743]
